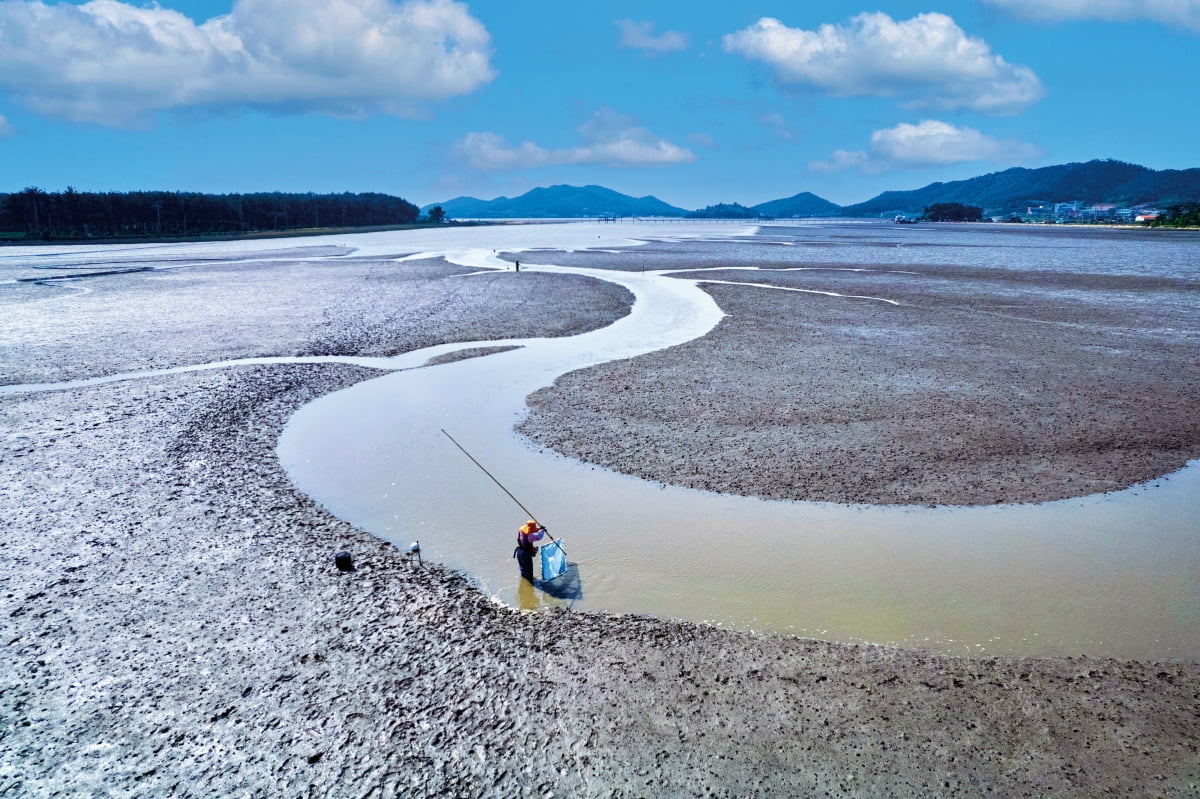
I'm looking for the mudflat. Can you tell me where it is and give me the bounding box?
[521,231,1200,506]
[2,238,1198,797]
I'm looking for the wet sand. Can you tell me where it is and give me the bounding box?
[3,251,1199,796]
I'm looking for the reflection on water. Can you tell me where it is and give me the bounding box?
[517,578,540,611]
[277,221,1199,660]
[539,563,583,603]
[516,564,583,610]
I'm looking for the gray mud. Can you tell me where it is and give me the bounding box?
[2,250,1198,797]
[521,257,1200,506]
[425,345,522,367]
[0,257,630,385]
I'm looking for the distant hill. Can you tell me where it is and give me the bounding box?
[841,160,1200,217]
[686,202,763,219]
[752,191,842,218]
[420,161,1199,221]
[422,185,687,219]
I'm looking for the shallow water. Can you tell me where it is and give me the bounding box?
[277,221,1200,660]
[7,221,1196,658]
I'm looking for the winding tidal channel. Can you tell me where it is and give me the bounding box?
[6,222,1198,660]
[272,223,1199,661]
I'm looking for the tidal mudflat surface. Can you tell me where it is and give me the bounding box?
[280,222,1200,660]
[529,223,1200,505]
[2,222,1198,797]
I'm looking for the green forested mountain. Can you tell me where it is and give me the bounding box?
[428,161,1198,221]
[841,160,1200,216]
[424,185,687,218]
[751,191,843,218]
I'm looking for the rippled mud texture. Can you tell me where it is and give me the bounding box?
[521,256,1200,506]
[3,237,1198,796]
[3,367,1198,797]
[0,256,631,385]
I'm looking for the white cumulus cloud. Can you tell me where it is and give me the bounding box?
[456,109,696,170]
[723,12,1044,115]
[871,120,1042,165]
[809,120,1041,173]
[616,19,689,54]
[984,0,1200,31]
[456,133,555,170]
[0,0,496,125]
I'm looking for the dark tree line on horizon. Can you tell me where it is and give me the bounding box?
[922,202,984,222]
[685,202,765,219]
[0,188,421,241]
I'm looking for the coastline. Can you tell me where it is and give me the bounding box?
[0,221,501,248]
[3,240,1198,796]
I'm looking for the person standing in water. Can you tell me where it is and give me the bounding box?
[514,519,545,582]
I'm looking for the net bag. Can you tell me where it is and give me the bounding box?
[540,539,568,581]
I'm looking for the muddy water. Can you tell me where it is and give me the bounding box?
[279,223,1200,660]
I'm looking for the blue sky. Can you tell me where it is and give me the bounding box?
[1,0,1197,208]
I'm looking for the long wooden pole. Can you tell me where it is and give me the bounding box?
[440,429,564,552]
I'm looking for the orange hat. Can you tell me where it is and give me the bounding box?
[521,520,538,533]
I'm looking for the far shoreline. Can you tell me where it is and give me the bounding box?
[5,216,1198,248]
[0,219,499,247]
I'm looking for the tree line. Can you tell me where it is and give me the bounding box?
[685,202,765,219]
[0,188,421,241]
[1146,203,1200,228]
[922,202,983,222]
